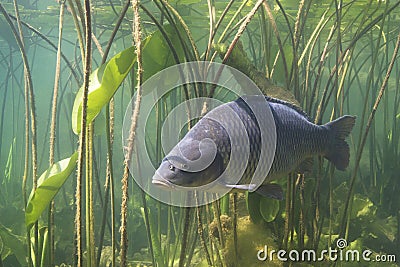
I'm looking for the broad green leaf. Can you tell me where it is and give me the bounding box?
[368,216,397,242]
[259,197,280,223]
[0,223,26,265]
[72,46,137,134]
[351,194,375,219]
[246,192,263,224]
[25,152,78,229]
[72,25,185,134]
[141,24,185,87]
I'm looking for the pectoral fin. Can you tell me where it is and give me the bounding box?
[255,183,284,200]
[225,183,257,191]
[222,183,284,200]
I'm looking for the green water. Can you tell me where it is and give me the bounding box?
[0,0,399,266]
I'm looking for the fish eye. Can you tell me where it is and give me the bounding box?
[168,164,175,171]
[181,163,188,169]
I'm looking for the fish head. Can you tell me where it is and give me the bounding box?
[152,138,224,189]
[152,158,200,189]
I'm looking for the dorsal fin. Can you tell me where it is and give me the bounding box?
[236,95,312,122]
[263,95,312,121]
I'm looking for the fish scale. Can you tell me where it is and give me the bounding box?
[152,95,356,200]
[199,96,324,185]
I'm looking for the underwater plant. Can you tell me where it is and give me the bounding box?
[0,0,399,266]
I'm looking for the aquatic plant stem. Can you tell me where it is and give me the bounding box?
[16,17,31,267]
[207,0,265,100]
[262,1,289,88]
[186,220,199,266]
[339,30,400,239]
[94,2,130,265]
[142,3,198,127]
[233,193,238,264]
[154,1,195,64]
[315,1,400,122]
[312,24,336,123]
[86,124,95,266]
[222,0,265,66]
[101,1,132,262]
[119,0,143,265]
[179,207,191,267]
[398,210,400,252]
[67,0,85,66]
[96,99,115,267]
[48,2,66,265]
[212,201,225,248]
[0,2,38,266]
[103,0,131,61]
[196,204,212,265]
[139,191,157,267]
[74,0,92,265]
[73,0,86,53]
[283,176,289,249]
[217,0,248,44]
[0,52,10,161]
[160,0,200,61]
[298,174,305,250]
[328,165,335,249]
[7,13,81,83]
[291,0,305,95]
[205,0,215,62]
[205,0,234,61]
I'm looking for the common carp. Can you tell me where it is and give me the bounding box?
[152,95,356,200]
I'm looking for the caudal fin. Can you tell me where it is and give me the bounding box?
[324,115,356,171]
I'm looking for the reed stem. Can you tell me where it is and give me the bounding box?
[119,0,143,265]
[74,0,92,265]
[47,2,65,265]
[0,2,38,266]
[339,30,400,238]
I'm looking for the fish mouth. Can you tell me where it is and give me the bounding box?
[152,174,175,190]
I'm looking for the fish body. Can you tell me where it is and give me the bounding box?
[152,96,356,200]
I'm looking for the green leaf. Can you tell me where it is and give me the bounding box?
[246,192,263,224]
[259,197,280,223]
[142,25,185,82]
[351,194,376,219]
[0,223,26,265]
[72,45,137,134]
[367,216,397,242]
[72,25,185,134]
[25,152,78,229]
